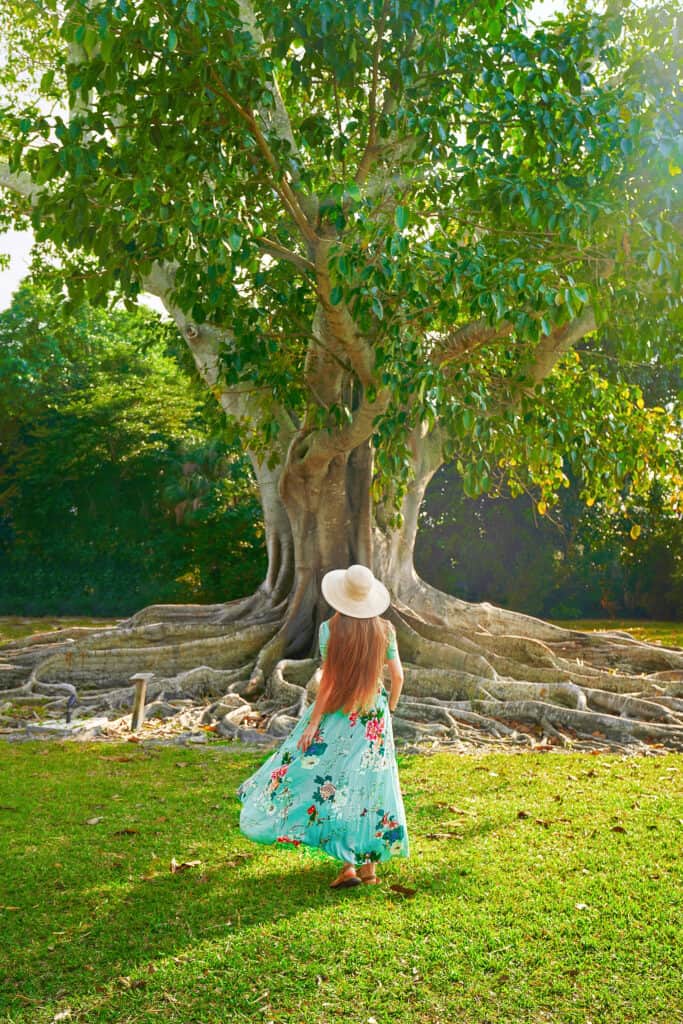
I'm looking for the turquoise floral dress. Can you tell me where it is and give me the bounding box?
[236,619,410,867]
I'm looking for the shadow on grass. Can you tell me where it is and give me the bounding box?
[3,802,490,1010]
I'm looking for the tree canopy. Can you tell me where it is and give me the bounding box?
[1,0,681,531]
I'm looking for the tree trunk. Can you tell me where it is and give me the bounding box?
[279,439,374,658]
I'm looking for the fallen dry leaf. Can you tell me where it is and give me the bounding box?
[425,831,463,840]
[611,825,627,833]
[517,810,531,819]
[113,828,138,835]
[85,817,104,826]
[389,883,417,898]
[117,976,147,990]
[170,858,201,873]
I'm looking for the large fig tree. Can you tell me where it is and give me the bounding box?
[1,0,682,750]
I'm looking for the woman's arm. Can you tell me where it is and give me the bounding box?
[387,651,404,713]
[296,671,332,752]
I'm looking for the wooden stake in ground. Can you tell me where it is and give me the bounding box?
[130,673,153,732]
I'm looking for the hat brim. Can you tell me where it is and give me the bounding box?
[321,570,391,618]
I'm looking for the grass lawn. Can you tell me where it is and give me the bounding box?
[0,618,120,646]
[0,742,681,1024]
[550,620,683,649]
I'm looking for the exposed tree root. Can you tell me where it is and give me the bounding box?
[1,588,682,754]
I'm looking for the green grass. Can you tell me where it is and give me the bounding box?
[550,619,683,649]
[0,618,120,646]
[1,743,681,1024]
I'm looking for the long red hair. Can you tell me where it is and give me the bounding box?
[317,613,388,716]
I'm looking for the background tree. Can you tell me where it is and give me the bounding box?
[0,283,266,614]
[418,466,683,621]
[1,0,682,750]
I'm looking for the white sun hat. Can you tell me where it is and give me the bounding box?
[321,564,391,618]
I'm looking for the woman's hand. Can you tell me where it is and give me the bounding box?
[297,722,318,753]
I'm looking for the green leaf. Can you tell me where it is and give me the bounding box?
[329,286,343,306]
[345,182,361,204]
[394,207,409,230]
[168,28,177,51]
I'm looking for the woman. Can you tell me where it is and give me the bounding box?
[236,564,409,889]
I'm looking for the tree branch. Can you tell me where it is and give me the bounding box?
[433,317,515,365]
[311,239,375,387]
[255,238,315,274]
[143,260,297,436]
[488,306,598,416]
[297,386,391,472]
[355,1,390,185]
[433,307,598,418]
[207,67,317,245]
[236,0,301,172]
[523,307,597,387]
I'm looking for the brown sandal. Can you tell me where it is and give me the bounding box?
[358,866,380,884]
[329,866,362,889]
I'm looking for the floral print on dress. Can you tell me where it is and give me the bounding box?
[236,617,409,867]
[313,775,337,804]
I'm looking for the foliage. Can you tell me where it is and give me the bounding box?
[1,0,681,526]
[0,284,266,614]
